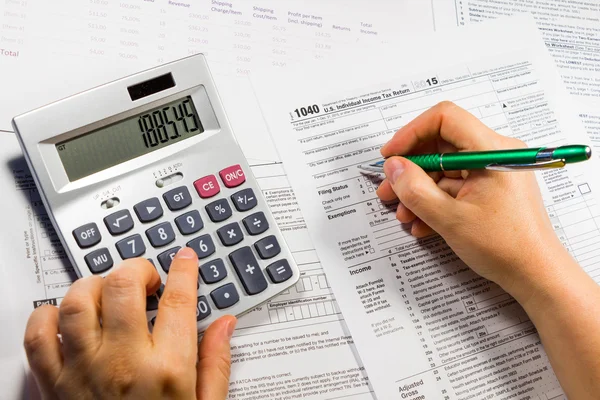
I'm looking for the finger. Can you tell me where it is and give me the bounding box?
[24,305,63,393]
[380,101,504,157]
[58,276,103,358]
[437,177,465,199]
[102,258,161,341]
[376,179,397,202]
[396,202,417,224]
[411,218,436,238]
[197,316,237,400]
[384,157,458,235]
[153,247,199,366]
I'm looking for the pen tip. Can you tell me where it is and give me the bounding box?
[586,146,592,160]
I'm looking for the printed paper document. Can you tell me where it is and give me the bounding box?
[253,16,600,399]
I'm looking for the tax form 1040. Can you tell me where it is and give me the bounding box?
[253,15,600,400]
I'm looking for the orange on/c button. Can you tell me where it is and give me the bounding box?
[194,175,220,198]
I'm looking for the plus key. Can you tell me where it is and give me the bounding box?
[229,246,268,295]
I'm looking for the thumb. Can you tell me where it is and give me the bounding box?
[384,157,456,233]
[196,315,237,400]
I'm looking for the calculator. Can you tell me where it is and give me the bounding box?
[12,54,299,331]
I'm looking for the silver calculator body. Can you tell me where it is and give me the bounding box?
[12,54,299,331]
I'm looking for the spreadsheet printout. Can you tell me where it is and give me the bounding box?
[0,0,434,133]
[253,17,600,399]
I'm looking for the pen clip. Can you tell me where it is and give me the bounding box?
[485,159,566,171]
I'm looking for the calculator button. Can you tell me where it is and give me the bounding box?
[194,175,220,198]
[187,234,216,259]
[175,210,203,235]
[217,222,244,246]
[104,209,134,235]
[197,296,212,321]
[163,186,192,211]
[266,259,294,284]
[219,164,246,188]
[229,247,268,295]
[242,212,269,235]
[116,234,146,259]
[206,198,233,223]
[134,198,163,223]
[232,188,257,212]
[146,294,159,311]
[158,247,181,273]
[84,247,113,274]
[199,259,227,284]
[73,223,101,249]
[211,283,240,309]
[255,236,281,259]
[146,222,176,248]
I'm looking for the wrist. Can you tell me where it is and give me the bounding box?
[501,244,582,310]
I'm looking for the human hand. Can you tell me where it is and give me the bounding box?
[376,101,575,301]
[24,248,237,400]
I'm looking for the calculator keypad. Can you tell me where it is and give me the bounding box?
[84,248,113,273]
[243,212,269,235]
[116,234,146,259]
[146,222,176,248]
[206,198,233,222]
[74,163,296,329]
[158,246,180,273]
[194,175,220,198]
[199,258,227,284]
[73,223,102,248]
[266,259,294,284]
[175,210,203,235]
[219,164,245,188]
[104,210,134,236]
[254,235,281,259]
[229,247,268,295]
[197,296,212,321]
[217,222,244,246]
[231,188,257,212]
[187,234,216,259]
[163,186,192,211]
[211,283,240,309]
[134,198,164,222]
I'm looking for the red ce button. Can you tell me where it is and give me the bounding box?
[194,175,220,198]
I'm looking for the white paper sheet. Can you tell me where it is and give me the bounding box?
[0,0,435,135]
[253,16,600,399]
[434,0,600,104]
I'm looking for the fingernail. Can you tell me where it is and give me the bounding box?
[384,158,405,183]
[225,317,237,339]
[175,247,197,260]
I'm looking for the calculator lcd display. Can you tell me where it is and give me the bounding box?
[56,96,204,181]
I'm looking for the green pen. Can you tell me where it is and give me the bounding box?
[358,145,592,173]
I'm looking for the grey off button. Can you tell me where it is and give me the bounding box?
[73,223,101,248]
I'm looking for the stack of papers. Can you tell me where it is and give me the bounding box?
[1,2,599,399]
